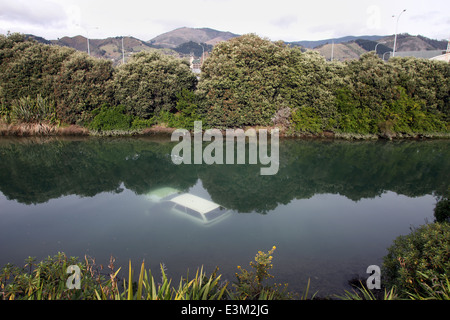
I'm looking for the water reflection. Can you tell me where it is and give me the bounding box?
[0,137,448,296]
[0,137,448,211]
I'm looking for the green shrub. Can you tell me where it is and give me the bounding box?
[0,253,112,300]
[155,89,204,129]
[434,199,450,223]
[383,86,447,134]
[88,105,133,131]
[390,57,450,121]
[291,107,323,133]
[334,87,377,134]
[232,246,296,300]
[382,222,450,298]
[130,117,154,130]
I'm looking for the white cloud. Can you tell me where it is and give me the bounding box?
[0,0,449,41]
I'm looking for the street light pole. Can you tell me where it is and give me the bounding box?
[375,41,386,54]
[392,9,406,57]
[383,51,392,61]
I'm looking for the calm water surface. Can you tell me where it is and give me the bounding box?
[0,137,448,296]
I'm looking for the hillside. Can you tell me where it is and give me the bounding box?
[21,29,448,64]
[311,34,447,61]
[148,27,239,48]
[378,33,447,52]
[289,35,385,49]
[52,35,177,64]
[313,42,367,61]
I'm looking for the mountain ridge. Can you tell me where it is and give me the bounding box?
[23,27,448,63]
[287,35,386,49]
[148,27,240,48]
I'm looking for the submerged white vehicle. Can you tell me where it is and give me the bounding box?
[146,187,180,202]
[169,193,231,226]
[146,187,231,226]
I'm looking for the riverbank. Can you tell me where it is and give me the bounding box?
[1,121,449,140]
[0,122,89,137]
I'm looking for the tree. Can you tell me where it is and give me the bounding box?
[0,33,115,125]
[198,34,293,128]
[113,51,197,119]
[54,51,115,124]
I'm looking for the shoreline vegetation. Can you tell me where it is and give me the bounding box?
[1,32,449,140]
[1,219,449,300]
[1,121,449,140]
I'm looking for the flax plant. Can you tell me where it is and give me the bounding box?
[96,260,228,300]
[407,273,450,300]
[335,281,398,300]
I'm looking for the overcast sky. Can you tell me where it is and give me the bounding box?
[1,0,449,42]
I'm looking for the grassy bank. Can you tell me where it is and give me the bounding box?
[0,122,89,137]
[1,219,449,300]
[1,120,449,141]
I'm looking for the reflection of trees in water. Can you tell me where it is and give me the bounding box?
[0,138,448,213]
[199,140,449,213]
[0,137,197,205]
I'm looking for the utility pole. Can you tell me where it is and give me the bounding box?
[122,36,125,64]
[392,9,406,57]
[331,40,334,61]
[86,26,99,56]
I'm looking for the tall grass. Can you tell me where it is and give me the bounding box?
[10,94,57,124]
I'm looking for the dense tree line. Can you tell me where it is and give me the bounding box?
[0,33,197,129]
[0,32,448,135]
[199,34,449,135]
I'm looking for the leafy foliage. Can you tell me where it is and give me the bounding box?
[198,34,295,128]
[113,51,197,119]
[198,34,449,134]
[0,252,111,300]
[156,89,204,129]
[382,222,450,298]
[0,32,449,135]
[232,246,296,300]
[0,33,114,126]
[53,51,114,124]
[434,198,450,223]
[89,105,134,131]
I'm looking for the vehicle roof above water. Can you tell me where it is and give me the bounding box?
[170,193,222,215]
